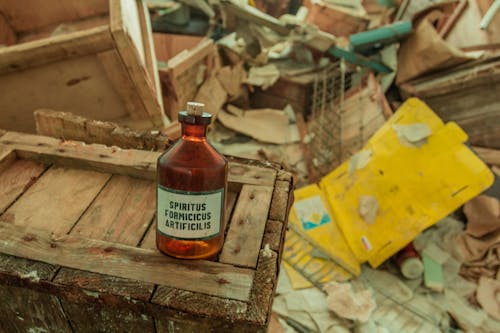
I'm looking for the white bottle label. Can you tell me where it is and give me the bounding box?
[157,186,224,240]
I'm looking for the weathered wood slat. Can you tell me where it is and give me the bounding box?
[0,223,254,301]
[2,165,111,235]
[0,253,59,282]
[152,286,249,321]
[97,49,149,120]
[0,159,46,214]
[220,185,274,268]
[110,0,166,127]
[72,175,155,246]
[61,301,155,333]
[0,25,114,75]
[0,132,278,186]
[54,267,155,302]
[0,285,73,333]
[0,131,158,180]
[228,163,277,188]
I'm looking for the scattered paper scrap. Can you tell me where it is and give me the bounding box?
[477,276,500,321]
[244,63,280,89]
[324,281,376,322]
[217,107,298,144]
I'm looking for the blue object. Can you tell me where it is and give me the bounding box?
[327,46,393,73]
[349,21,412,55]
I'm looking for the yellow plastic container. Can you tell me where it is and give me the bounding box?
[320,98,494,267]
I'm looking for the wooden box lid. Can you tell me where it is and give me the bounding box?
[0,130,293,331]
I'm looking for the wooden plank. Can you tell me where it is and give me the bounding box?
[152,286,249,321]
[0,0,109,32]
[71,175,155,246]
[0,223,255,301]
[228,162,277,187]
[61,300,155,333]
[246,248,278,325]
[473,146,500,167]
[220,185,274,268]
[16,15,109,43]
[0,159,46,214]
[0,285,73,333]
[0,253,59,281]
[54,267,154,301]
[153,33,203,62]
[97,49,151,121]
[167,38,214,78]
[0,54,132,133]
[0,146,15,174]
[0,131,159,180]
[34,109,171,150]
[0,11,16,46]
[0,25,114,75]
[137,0,164,112]
[110,0,167,127]
[2,165,111,235]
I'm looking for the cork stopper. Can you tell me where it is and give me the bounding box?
[186,102,204,116]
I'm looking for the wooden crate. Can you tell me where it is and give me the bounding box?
[0,130,293,332]
[0,0,167,133]
[399,58,500,149]
[153,33,215,120]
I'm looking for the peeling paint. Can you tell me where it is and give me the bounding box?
[83,290,99,298]
[27,327,48,333]
[20,271,40,282]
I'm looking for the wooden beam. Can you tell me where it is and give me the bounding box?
[110,0,167,127]
[0,131,159,180]
[0,223,254,301]
[0,26,114,75]
[34,109,171,150]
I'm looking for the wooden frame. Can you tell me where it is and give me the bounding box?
[0,130,293,332]
[0,0,167,133]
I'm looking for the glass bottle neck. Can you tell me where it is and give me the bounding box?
[181,123,208,141]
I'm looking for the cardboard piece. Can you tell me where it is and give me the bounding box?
[397,16,477,83]
[194,74,227,117]
[217,106,298,144]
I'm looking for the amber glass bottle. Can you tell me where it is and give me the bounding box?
[156,102,228,260]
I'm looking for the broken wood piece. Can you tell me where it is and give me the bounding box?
[34,109,172,150]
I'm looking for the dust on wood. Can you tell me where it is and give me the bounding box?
[220,185,274,268]
[0,222,254,301]
[71,175,155,246]
[2,165,110,235]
